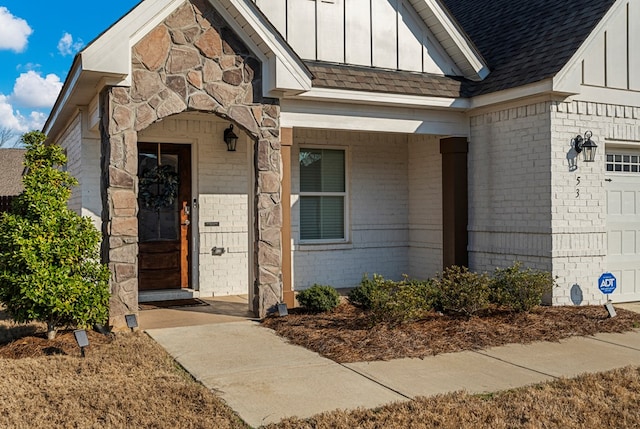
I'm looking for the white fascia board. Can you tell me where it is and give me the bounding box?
[412,0,489,81]
[294,87,470,110]
[469,79,560,110]
[218,0,312,94]
[43,58,83,137]
[567,85,640,107]
[280,99,469,136]
[553,0,624,93]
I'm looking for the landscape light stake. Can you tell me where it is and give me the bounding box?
[73,329,89,358]
[277,302,288,317]
[125,314,138,332]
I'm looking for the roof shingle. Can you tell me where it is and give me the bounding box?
[440,0,617,95]
[0,149,26,196]
[306,61,470,98]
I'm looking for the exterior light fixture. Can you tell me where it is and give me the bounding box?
[73,329,89,358]
[573,131,597,162]
[277,302,288,317]
[125,314,138,332]
[223,124,238,152]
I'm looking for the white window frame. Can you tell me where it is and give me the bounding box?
[298,145,349,244]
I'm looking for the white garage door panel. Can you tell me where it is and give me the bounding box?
[606,171,640,303]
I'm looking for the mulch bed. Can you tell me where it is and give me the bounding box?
[0,329,113,359]
[261,303,640,363]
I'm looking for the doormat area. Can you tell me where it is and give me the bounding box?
[139,298,210,310]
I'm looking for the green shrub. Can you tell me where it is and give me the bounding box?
[0,131,110,339]
[368,276,438,325]
[490,262,554,312]
[433,266,490,317]
[348,274,384,309]
[297,284,341,313]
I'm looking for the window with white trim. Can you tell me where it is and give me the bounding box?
[606,153,640,173]
[299,148,346,241]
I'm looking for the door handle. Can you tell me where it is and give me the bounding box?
[182,220,190,226]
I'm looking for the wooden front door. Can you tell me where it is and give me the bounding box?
[137,143,191,290]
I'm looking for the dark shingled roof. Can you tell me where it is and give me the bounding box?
[440,0,617,95]
[0,149,26,196]
[306,61,470,98]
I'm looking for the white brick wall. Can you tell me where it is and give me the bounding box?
[57,114,83,214]
[292,129,436,289]
[468,102,554,275]
[56,113,102,228]
[138,115,251,297]
[408,134,442,278]
[548,100,640,305]
[469,98,640,306]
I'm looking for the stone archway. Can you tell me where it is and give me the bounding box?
[100,0,282,330]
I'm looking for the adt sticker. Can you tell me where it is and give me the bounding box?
[598,272,617,294]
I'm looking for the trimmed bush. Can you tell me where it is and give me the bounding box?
[297,284,341,313]
[348,274,384,309]
[433,266,490,317]
[490,261,554,312]
[368,276,438,325]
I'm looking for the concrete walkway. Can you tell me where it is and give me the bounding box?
[145,313,640,428]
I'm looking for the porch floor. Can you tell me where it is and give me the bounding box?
[138,295,255,330]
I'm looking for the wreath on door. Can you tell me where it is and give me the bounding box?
[139,165,179,210]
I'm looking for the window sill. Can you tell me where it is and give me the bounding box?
[294,241,353,251]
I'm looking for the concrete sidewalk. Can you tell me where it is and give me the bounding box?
[146,320,640,428]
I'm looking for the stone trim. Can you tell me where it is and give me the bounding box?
[101,0,282,329]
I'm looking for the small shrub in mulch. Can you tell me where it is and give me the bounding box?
[296,284,341,313]
[490,261,555,312]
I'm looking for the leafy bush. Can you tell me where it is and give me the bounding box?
[433,266,490,317]
[367,276,438,325]
[297,284,341,313]
[490,262,554,312]
[348,274,384,309]
[0,131,110,339]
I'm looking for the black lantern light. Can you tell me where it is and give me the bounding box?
[223,124,238,152]
[573,131,597,162]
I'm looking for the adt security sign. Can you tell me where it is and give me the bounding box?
[598,272,617,295]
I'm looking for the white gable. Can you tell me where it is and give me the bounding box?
[554,0,640,105]
[254,0,487,80]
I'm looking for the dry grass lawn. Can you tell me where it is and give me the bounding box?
[0,312,248,429]
[267,366,640,429]
[2,304,640,428]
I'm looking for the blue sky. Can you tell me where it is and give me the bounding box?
[0,1,141,147]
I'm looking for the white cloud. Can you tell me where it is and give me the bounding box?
[0,7,32,53]
[11,71,62,109]
[0,94,45,147]
[57,32,83,57]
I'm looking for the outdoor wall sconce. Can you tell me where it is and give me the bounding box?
[572,131,597,162]
[223,124,238,152]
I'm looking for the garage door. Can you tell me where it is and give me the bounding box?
[606,152,640,302]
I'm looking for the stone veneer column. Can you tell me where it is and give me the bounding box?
[101,0,283,328]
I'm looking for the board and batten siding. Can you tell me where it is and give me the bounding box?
[582,0,640,91]
[254,0,461,75]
